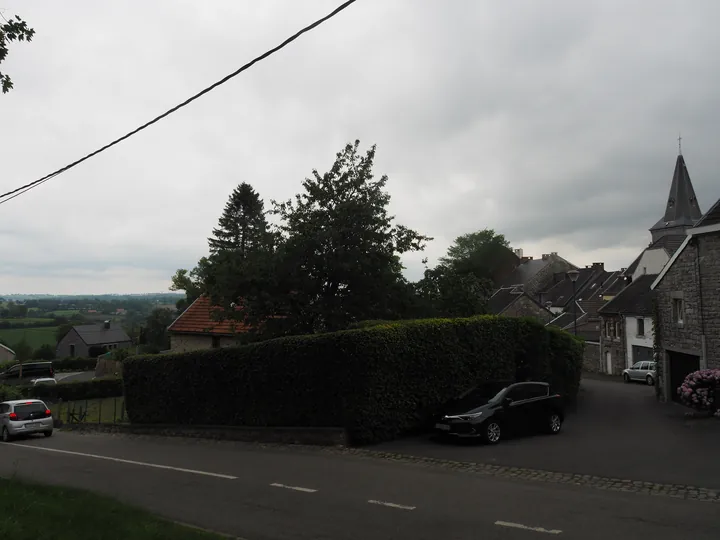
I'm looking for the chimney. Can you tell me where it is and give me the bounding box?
[514,248,524,259]
[103,320,110,329]
[592,262,604,270]
[551,251,558,256]
[542,254,549,261]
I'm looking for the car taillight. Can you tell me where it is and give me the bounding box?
[45,409,52,417]
[8,413,17,421]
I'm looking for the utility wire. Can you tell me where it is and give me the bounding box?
[0,0,358,205]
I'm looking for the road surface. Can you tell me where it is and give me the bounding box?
[1,432,718,540]
[374,377,720,489]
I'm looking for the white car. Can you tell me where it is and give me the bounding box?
[0,399,54,442]
[30,377,57,386]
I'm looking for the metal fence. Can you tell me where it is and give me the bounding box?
[51,397,127,425]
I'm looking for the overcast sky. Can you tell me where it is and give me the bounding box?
[2,0,720,294]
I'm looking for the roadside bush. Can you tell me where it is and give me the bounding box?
[678,369,720,412]
[23,377,124,402]
[124,315,584,444]
[0,384,23,401]
[53,357,97,372]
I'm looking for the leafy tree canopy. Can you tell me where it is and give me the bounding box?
[439,228,518,286]
[0,14,35,94]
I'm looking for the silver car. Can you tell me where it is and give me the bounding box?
[622,361,657,385]
[0,399,54,442]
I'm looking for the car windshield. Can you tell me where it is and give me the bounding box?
[454,384,509,408]
[13,403,46,421]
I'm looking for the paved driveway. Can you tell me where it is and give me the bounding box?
[373,376,720,489]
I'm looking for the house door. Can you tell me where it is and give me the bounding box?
[605,351,612,374]
[668,351,700,403]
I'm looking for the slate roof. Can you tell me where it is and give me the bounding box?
[541,267,596,308]
[74,324,131,345]
[488,288,515,314]
[167,295,248,336]
[500,259,548,287]
[576,270,626,317]
[598,274,658,315]
[650,154,703,233]
[693,197,720,228]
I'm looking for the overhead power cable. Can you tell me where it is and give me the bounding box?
[0,0,358,205]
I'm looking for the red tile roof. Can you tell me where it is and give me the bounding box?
[168,295,248,336]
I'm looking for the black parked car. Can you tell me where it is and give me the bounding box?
[433,381,564,444]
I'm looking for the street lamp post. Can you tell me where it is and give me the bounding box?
[567,269,580,336]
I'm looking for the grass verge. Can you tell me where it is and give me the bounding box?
[0,478,228,540]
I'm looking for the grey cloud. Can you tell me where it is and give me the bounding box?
[2,0,720,293]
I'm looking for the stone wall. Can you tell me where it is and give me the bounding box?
[699,234,720,369]
[582,341,601,372]
[655,240,703,356]
[600,314,625,374]
[502,295,553,324]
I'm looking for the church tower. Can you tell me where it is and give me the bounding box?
[649,151,703,243]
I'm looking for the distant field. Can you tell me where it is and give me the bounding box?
[0,326,58,349]
[0,318,55,325]
[48,310,80,316]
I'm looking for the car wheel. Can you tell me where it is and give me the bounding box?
[623,373,630,383]
[1,427,11,443]
[44,430,53,438]
[483,421,502,444]
[548,413,563,434]
[646,375,654,386]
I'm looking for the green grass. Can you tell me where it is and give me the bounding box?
[0,317,55,325]
[0,478,227,540]
[0,326,58,349]
[48,309,80,316]
[51,397,126,424]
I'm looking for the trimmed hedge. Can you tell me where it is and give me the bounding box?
[0,357,97,374]
[22,377,124,402]
[124,316,583,444]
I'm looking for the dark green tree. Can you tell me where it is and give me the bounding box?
[414,263,493,318]
[208,183,270,255]
[169,257,211,310]
[31,343,55,360]
[439,229,518,286]
[143,308,175,350]
[13,338,32,362]
[0,14,35,93]
[208,141,431,334]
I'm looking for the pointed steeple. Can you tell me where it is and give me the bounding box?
[650,154,703,242]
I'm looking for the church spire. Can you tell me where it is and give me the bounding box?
[650,151,703,242]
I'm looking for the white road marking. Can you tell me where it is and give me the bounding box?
[12,444,237,480]
[270,483,317,493]
[495,521,562,534]
[367,499,416,510]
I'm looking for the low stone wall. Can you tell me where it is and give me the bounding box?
[582,341,601,373]
[60,423,347,446]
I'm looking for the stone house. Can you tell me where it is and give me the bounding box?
[56,321,132,358]
[650,197,720,402]
[167,294,249,352]
[546,266,625,372]
[598,274,657,375]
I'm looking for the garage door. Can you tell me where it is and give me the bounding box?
[668,351,700,403]
[632,345,654,364]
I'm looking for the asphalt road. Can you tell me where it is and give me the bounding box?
[2,432,719,540]
[55,371,95,383]
[374,377,720,489]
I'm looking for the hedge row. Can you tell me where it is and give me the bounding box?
[22,377,124,402]
[0,357,97,373]
[123,316,584,445]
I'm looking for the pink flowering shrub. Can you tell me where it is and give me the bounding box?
[678,369,720,411]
